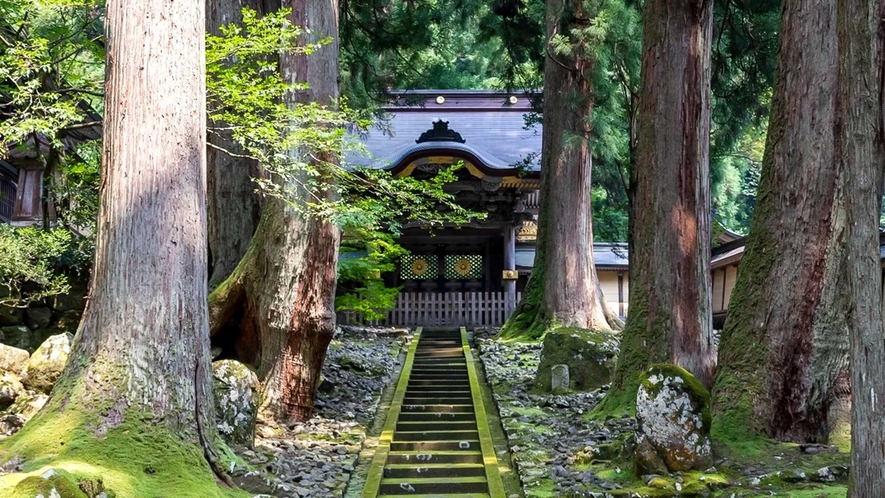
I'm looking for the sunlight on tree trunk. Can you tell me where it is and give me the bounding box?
[598,0,716,416]
[712,0,851,443]
[499,0,620,341]
[0,0,236,494]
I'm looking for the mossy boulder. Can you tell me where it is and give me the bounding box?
[23,333,73,394]
[635,364,712,475]
[212,359,259,447]
[0,343,30,374]
[535,327,619,393]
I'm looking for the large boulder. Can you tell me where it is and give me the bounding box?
[535,327,619,392]
[23,333,73,393]
[635,364,712,474]
[213,360,259,447]
[0,390,49,435]
[0,343,30,374]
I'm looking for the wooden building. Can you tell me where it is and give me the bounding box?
[340,90,630,326]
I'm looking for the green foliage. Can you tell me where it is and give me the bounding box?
[0,224,83,306]
[0,0,105,155]
[335,230,407,320]
[206,8,482,233]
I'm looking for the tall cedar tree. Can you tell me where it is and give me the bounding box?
[206,0,273,287]
[598,0,716,415]
[712,0,851,442]
[839,0,885,493]
[499,0,622,340]
[0,0,234,491]
[208,0,341,423]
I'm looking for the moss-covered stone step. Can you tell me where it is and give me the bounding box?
[398,412,476,422]
[401,403,474,413]
[379,476,489,495]
[379,494,489,498]
[405,384,472,391]
[403,397,474,405]
[386,450,484,465]
[390,440,481,452]
[394,429,479,441]
[408,379,470,386]
[383,463,486,479]
[396,420,477,432]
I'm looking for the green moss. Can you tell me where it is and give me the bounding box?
[534,327,618,393]
[711,226,778,441]
[0,400,247,498]
[592,289,670,419]
[499,264,547,341]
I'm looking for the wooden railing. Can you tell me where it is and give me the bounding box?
[338,291,522,327]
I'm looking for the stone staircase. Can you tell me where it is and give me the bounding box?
[362,328,505,498]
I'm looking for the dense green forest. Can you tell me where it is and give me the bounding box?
[0,0,884,496]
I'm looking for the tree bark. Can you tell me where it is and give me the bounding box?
[1,0,232,489]
[208,0,341,423]
[499,0,620,340]
[712,0,850,442]
[838,0,885,493]
[601,0,716,415]
[206,0,271,287]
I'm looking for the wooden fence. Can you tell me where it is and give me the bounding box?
[338,291,522,327]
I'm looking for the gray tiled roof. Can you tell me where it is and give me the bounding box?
[348,109,542,171]
[515,243,629,269]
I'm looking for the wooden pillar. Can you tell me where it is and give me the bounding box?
[503,224,517,303]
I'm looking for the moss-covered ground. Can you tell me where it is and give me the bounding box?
[478,330,850,498]
[0,405,246,498]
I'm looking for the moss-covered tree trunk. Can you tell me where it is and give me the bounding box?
[711,0,851,443]
[838,0,885,492]
[208,0,341,424]
[499,0,620,341]
[597,0,715,415]
[0,0,234,493]
[206,0,272,287]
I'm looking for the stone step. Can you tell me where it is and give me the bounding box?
[379,494,489,498]
[401,403,474,413]
[397,412,476,422]
[403,396,474,405]
[379,476,488,495]
[408,380,470,387]
[396,420,477,432]
[383,463,486,479]
[390,440,481,452]
[386,451,483,465]
[394,430,479,441]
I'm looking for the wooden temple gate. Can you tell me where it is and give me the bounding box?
[338,291,523,327]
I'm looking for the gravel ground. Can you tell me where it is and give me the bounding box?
[233,326,409,498]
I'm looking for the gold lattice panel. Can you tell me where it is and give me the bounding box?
[445,254,483,280]
[400,255,438,280]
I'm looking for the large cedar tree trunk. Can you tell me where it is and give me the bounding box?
[206,0,271,287]
[209,0,341,423]
[1,0,231,491]
[499,0,620,340]
[711,0,850,442]
[600,0,716,414]
[838,0,885,493]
